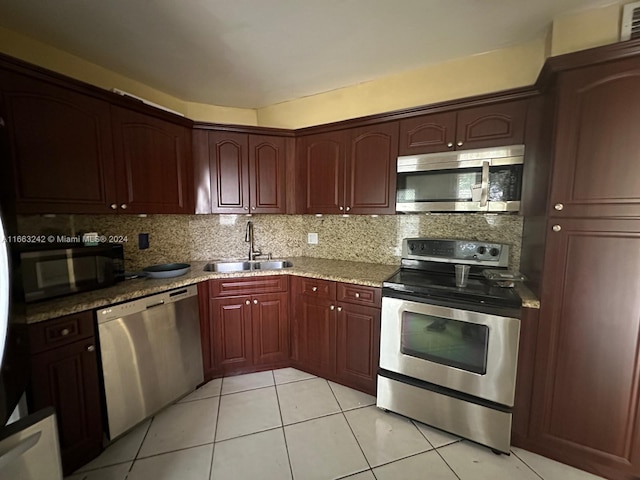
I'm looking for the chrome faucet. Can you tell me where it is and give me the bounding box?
[245,221,262,261]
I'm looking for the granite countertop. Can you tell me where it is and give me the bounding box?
[17,256,540,324]
[18,257,400,324]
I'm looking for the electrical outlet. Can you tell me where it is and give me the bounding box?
[307,233,318,245]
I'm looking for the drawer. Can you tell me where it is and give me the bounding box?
[29,311,95,354]
[337,283,382,308]
[298,277,336,299]
[210,275,288,297]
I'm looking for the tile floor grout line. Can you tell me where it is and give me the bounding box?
[133,440,216,462]
[511,448,545,480]
[126,417,154,477]
[410,418,438,452]
[208,390,222,480]
[272,369,296,480]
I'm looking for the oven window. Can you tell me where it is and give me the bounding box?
[401,311,489,375]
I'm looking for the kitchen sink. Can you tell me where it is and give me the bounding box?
[203,260,293,272]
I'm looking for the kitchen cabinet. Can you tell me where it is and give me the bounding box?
[291,277,381,395]
[299,122,398,214]
[200,276,289,377]
[111,106,193,214]
[0,70,117,214]
[398,100,528,155]
[194,130,289,214]
[548,57,640,218]
[27,311,103,476]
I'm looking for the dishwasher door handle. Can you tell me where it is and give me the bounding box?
[146,300,165,309]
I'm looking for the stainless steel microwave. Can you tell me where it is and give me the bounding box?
[18,243,124,303]
[396,145,524,213]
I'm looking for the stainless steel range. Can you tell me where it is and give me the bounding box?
[377,238,521,454]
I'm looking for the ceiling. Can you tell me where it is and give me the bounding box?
[0,0,617,109]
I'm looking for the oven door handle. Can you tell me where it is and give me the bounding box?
[480,161,490,208]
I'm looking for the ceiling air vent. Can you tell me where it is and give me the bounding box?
[621,1,640,41]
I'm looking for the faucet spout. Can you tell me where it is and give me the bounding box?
[245,221,261,261]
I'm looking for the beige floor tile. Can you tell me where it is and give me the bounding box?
[215,386,281,441]
[413,420,462,448]
[65,462,132,480]
[512,447,607,479]
[373,451,458,480]
[179,378,222,402]
[329,381,376,411]
[128,444,212,480]
[273,367,316,385]
[220,370,274,395]
[277,378,340,424]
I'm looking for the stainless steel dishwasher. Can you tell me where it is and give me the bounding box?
[97,285,203,440]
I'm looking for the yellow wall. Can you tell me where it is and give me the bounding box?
[0,26,258,125]
[257,38,546,129]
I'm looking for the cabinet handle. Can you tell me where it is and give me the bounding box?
[457,141,463,147]
[330,305,335,310]
[252,206,256,210]
[244,206,249,210]
[312,286,318,292]
[554,203,564,211]
[337,306,342,312]
[120,204,128,210]
[339,206,344,211]
[253,299,258,304]
[552,225,562,232]
[346,206,351,212]
[110,204,117,210]
[447,142,453,148]
[354,293,360,298]
[87,345,95,352]
[60,328,70,336]
[245,300,251,305]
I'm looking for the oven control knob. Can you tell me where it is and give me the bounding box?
[477,246,486,255]
[408,242,415,251]
[489,248,500,257]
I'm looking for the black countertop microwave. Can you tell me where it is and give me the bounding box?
[396,145,524,213]
[17,243,124,303]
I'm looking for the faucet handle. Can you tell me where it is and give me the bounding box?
[267,253,272,260]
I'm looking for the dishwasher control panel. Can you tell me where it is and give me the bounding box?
[97,285,197,322]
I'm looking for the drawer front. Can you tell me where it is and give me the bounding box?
[210,275,288,297]
[298,277,336,299]
[337,283,382,308]
[29,311,95,354]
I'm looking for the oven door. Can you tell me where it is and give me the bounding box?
[379,296,520,406]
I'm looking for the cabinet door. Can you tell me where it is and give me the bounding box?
[0,71,116,214]
[455,100,527,150]
[335,302,380,395]
[296,295,336,377]
[208,131,249,213]
[211,296,253,373]
[111,106,193,213]
[29,338,102,475]
[549,57,640,218]
[398,111,456,155]
[346,123,399,214]
[252,292,289,366]
[249,135,287,213]
[299,131,347,214]
[529,218,640,478]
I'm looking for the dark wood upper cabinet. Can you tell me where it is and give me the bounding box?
[527,218,640,479]
[398,100,528,155]
[0,71,117,214]
[111,106,193,214]
[195,130,288,214]
[300,124,398,214]
[549,56,640,218]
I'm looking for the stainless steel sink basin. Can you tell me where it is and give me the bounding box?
[204,260,293,272]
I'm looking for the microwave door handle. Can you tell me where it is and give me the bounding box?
[480,161,489,207]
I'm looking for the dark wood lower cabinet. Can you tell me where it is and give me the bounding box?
[29,332,102,475]
[211,296,253,374]
[295,295,336,378]
[252,292,289,366]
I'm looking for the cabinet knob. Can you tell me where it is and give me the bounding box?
[354,293,360,298]
[552,224,562,232]
[345,206,351,212]
[60,328,70,336]
[253,299,258,304]
[245,300,251,305]
[330,305,335,310]
[457,141,463,147]
[120,204,128,210]
[337,306,342,312]
[312,286,318,292]
[87,345,95,352]
[339,206,344,211]
[252,206,256,210]
[110,204,117,210]
[447,142,453,148]
[554,203,564,211]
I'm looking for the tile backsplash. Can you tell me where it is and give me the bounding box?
[17,213,523,271]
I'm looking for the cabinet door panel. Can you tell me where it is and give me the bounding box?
[550,58,640,217]
[456,100,527,150]
[1,71,116,213]
[297,296,336,377]
[208,131,249,213]
[299,131,347,214]
[336,303,380,395]
[211,297,252,372]
[29,338,102,475]
[398,111,456,155]
[346,123,399,214]
[252,293,289,366]
[249,135,286,213]
[112,107,192,213]
[530,219,640,475]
